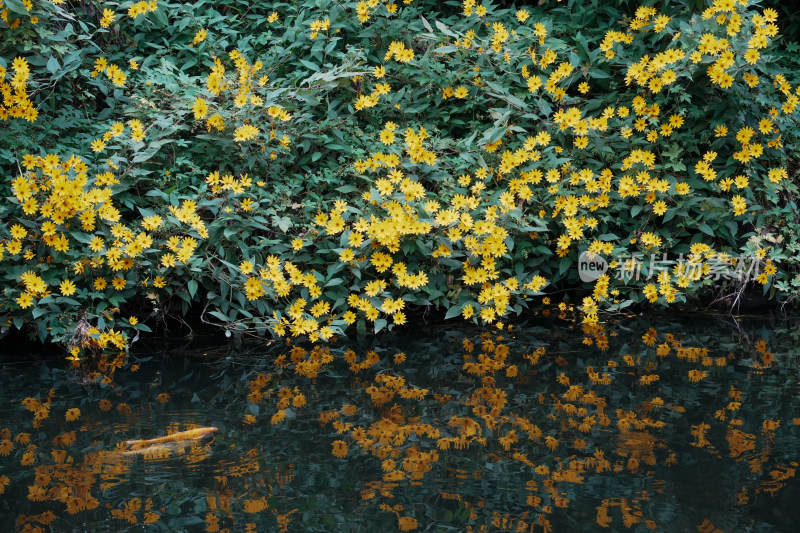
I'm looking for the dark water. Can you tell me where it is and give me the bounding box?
[1,315,799,532]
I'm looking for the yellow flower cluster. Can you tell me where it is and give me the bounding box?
[384,41,414,63]
[100,8,116,27]
[195,52,290,157]
[90,120,128,152]
[0,57,37,121]
[128,0,157,20]
[608,0,780,93]
[354,73,392,111]
[308,18,330,39]
[356,0,401,25]
[91,57,127,87]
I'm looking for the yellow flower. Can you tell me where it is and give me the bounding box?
[16,292,34,309]
[0,440,13,456]
[331,440,348,458]
[192,98,209,120]
[271,409,286,424]
[161,253,177,268]
[233,124,260,142]
[379,129,395,145]
[731,195,747,216]
[65,408,81,421]
[767,167,787,183]
[398,516,418,531]
[244,277,265,300]
[674,183,691,195]
[643,283,658,302]
[59,279,77,296]
[100,8,116,27]
[291,239,303,251]
[688,370,707,383]
[743,48,760,65]
[10,224,26,239]
[310,301,331,317]
[240,260,254,274]
[193,29,207,45]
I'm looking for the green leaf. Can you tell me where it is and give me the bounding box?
[46,57,60,75]
[435,20,457,37]
[445,304,463,319]
[187,279,198,299]
[4,0,29,15]
[299,59,320,71]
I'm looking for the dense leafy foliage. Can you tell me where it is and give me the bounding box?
[1,0,799,354]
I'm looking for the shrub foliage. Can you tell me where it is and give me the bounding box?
[1,0,799,354]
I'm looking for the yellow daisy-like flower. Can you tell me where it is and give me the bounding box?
[193,29,207,45]
[16,292,34,309]
[731,195,747,216]
[240,260,254,274]
[59,279,77,296]
[233,124,260,142]
[331,440,348,458]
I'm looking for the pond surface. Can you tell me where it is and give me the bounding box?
[1,315,799,532]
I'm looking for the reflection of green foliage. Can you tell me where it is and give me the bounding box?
[1,317,800,531]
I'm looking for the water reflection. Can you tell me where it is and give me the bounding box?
[1,317,799,532]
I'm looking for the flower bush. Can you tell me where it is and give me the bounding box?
[1,0,799,354]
